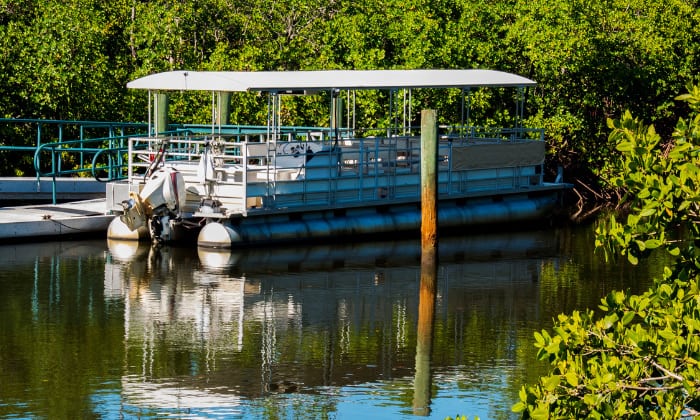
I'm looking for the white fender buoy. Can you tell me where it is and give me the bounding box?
[198,222,241,248]
[107,216,149,241]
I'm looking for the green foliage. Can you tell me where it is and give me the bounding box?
[1,0,697,170]
[508,0,700,169]
[515,87,700,417]
[514,274,700,418]
[0,1,130,121]
[596,85,700,268]
[0,0,698,186]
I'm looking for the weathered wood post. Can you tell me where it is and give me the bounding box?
[420,108,438,260]
[413,109,438,415]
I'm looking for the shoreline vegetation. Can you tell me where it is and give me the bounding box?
[514,85,700,418]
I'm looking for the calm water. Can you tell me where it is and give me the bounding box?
[0,224,667,419]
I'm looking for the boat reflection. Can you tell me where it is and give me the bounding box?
[106,231,556,414]
[196,230,554,272]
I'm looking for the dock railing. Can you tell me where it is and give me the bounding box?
[0,118,149,203]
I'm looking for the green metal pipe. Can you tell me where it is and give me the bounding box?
[218,92,231,126]
[155,93,169,134]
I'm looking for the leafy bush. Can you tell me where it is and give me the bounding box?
[514,85,700,418]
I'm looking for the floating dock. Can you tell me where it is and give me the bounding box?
[0,177,105,201]
[0,199,112,241]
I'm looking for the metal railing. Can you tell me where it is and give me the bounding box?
[0,118,148,152]
[120,126,546,215]
[1,117,546,206]
[0,118,151,203]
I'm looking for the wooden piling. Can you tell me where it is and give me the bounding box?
[420,109,438,261]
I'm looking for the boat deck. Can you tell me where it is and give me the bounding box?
[0,199,112,241]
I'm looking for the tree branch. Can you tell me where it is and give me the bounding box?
[648,359,685,382]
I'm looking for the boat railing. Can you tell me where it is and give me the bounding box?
[440,125,545,143]
[340,125,544,143]
[123,126,546,214]
[179,123,331,137]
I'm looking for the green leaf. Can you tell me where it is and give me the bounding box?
[544,334,562,354]
[583,393,602,407]
[530,405,550,420]
[601,373,615,384]
[543,375,560,392]
[621,311,635,326]
[659,283,673,298]
[603,313,619,329]
[565,371,579,387]
[658,329,677,341]
[512,401,526,413]
[518,386,528,403]
[639,207,656,217]
[616,141,634,152]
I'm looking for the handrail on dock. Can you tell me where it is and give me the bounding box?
[0,118,148,147]
[0,118,149,204]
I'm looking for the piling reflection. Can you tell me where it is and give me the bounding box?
[413,249,438,415]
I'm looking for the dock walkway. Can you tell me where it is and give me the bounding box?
[0,199,113,241]
[0,177,105,201]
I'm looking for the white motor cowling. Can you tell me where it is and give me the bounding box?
[138,167,186,212]
[120,167,186,242]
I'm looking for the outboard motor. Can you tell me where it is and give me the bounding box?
[120,167,186,243]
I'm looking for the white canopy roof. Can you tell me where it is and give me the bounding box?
[127,69,536,92]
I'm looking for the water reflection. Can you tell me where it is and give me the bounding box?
[103,232,556,418]
[0,226,665,419]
